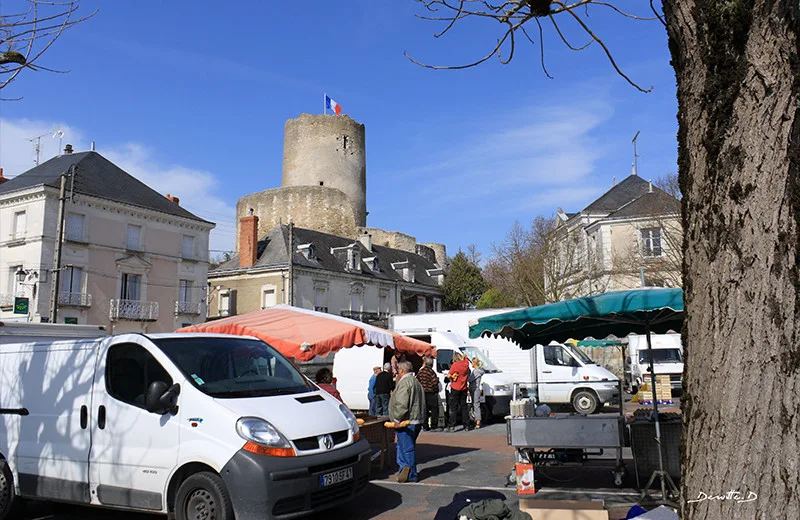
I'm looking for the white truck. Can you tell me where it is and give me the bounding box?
[0,321,108,344]
[333,330,515,420]
[625,333,684,394]
[391,311,620,414]
[0,333,370,520]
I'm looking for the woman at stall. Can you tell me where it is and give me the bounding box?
[468,357,485,429]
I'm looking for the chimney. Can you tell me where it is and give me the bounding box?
[613,176,616,186]
[64,144,73,154]
[358,231,372,251]
[239,214,259,268]
[90,141,96,151]
[165,193,180,205]
[0,168,7,185]
[648,179,653,193]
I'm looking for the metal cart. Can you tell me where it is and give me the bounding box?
[507,381,627,487]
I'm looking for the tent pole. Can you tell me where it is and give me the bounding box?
[638,322,680,504]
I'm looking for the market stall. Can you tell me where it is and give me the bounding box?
[469,288,683,503]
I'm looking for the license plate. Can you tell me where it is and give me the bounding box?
[319,467,353,487]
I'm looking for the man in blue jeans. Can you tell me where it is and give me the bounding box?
[389,360,425,483]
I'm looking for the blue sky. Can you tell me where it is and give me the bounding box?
[0,1,676,262]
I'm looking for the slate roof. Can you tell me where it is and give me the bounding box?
[583,175,657,213]
[0,151,210,223]
[604,190,680,220]
[213,224,442,288]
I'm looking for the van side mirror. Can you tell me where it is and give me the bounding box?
[145,381,180,415]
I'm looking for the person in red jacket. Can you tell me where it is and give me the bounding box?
[445,352,471,431]
[315,368,343,403]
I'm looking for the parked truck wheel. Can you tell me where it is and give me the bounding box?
[0,459,24,520]
[571,390,598,415]
[175,472,234,520]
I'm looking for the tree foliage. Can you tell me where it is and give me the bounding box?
[442,250,488,310]
[476,288,518,309]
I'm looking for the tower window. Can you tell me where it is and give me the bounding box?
[342,135,348,151]
[319,181,324,186]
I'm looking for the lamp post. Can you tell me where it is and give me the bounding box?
[15,268,38,321]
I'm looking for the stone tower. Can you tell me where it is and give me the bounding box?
[282,114,367,227]
[236,114,367,246]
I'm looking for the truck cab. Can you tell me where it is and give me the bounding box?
[392,330,515,418]
[531,342,620,414]
[626,333,684,394]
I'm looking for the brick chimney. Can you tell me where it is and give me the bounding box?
[239,214,259,268]
[0,168,7,185]
[64,144,73,154]
[165,193,180,205]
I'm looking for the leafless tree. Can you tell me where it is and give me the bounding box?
[0,1,96,90]
[407,0,659,92]
[409,0,800,516]
[655,171,681,199]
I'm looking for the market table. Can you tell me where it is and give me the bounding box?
[357,415,395,471]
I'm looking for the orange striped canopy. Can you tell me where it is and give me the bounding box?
[176,305,434,361]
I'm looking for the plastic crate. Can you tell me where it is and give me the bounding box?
[629,420,681,487]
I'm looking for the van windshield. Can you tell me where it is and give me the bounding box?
[639,348,682,364]
[460,347,500,372]
[567,345,596,365]
[153,336,313,398]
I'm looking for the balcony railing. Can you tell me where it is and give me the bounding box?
[58,292,92,307]
[340,310,390,326]
[109,299,159,322]
[0,293,14,309]
[175,300,202,316]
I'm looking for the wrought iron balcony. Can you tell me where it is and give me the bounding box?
[58,292,92,307]
[0,293,14,309]
[340,310,390,326]
[175,300,202,316]
[109,299,159,322]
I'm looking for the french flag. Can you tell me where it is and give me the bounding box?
[325,95,342,115]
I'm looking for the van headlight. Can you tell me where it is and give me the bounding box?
[236,417,295,457]
[339,403,361,441]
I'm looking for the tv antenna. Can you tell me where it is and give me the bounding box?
[52,127,65,155]
[632,131,640,176]
[26,133,49,166]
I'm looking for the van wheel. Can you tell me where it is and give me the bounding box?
[572,390,598,415]
[0,460,24,520]
[175,472,234,520]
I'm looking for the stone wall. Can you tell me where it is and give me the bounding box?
[237,186,359,248]
[420,242,447,267]
[361,227,417,253]
[282,114,366,227]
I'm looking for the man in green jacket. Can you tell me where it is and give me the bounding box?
[389,360,425,483]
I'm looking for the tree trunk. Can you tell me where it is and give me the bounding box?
[662,0,800,517]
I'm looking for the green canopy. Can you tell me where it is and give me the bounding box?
[468,288,683,348]
[574,339,623,348]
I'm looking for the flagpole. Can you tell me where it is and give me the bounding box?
[323,92,326,115]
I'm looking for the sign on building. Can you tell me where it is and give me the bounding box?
[13,297,29,315]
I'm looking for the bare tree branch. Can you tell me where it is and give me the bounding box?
[408,0,654,92]
[0,0,97,90]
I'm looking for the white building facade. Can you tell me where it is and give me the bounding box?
[0,150,214,333]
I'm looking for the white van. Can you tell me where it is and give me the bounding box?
[625,333,684,394]
[333,331,515,419]
[0,321,108,344]
[529,342,621,414]
[0,333,370,520]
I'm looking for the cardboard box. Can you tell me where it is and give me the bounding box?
[519,499,609,520]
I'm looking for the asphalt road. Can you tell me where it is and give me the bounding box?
[15,415,664,520]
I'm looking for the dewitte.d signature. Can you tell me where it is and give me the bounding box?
[687,490,757,504]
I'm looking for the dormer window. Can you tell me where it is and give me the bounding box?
[331,243,361,272]
[364,256,380,272]
[426,267,444,286]
[392,260,415,283]
[297,243,316,260]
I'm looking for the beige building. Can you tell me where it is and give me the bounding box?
[208,216,444,326]
[0,148,214,333]
[546,174,682,300]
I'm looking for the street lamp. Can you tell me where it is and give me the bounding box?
[16,267,27,283]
